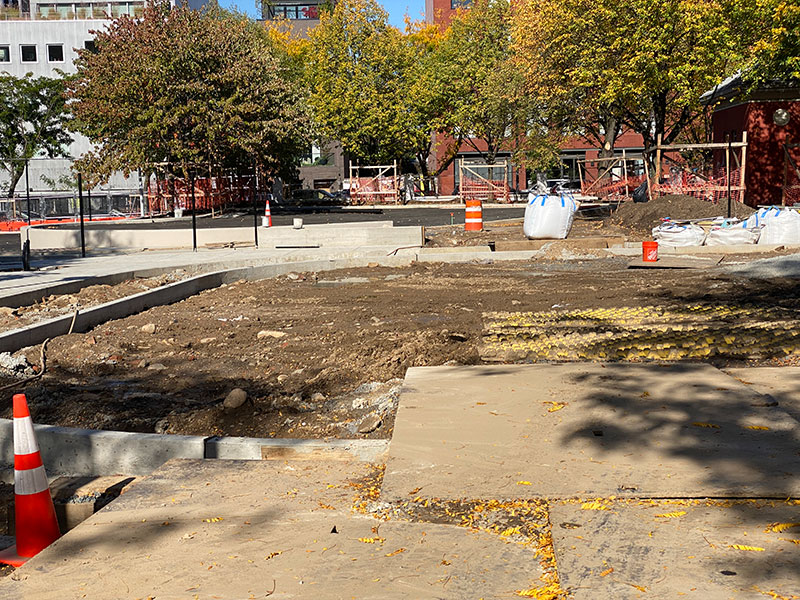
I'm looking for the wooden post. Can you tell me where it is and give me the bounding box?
[578,158,585,193]
[783,145,788,206]
[655,134,663,181]
[643,153,654,202]
[739,130,747,204]
[726,132,732,218]
[622,149,629,198]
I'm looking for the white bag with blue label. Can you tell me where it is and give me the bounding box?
[524,193,578,239]
[705,220,760,246]
[652,222,706,246]
[758,208,800,245]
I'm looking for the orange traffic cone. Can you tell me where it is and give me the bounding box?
[0,394,61,567]
[262,199,272,228]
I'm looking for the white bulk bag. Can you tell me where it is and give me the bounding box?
[744,206,782,230]
[758,209,800,245]
[705,222,760,246]
[651,222,706,246]
[524,193,578,239]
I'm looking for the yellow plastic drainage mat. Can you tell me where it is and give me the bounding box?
[481,304,800,362]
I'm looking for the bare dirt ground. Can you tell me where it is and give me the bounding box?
[0,270,189,333]
[2,256,799,441]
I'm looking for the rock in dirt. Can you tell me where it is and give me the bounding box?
[223,388,248,410]
[257,330,286,340]
[357,414,383,434]
[147,363,167,371]
[311,392,326,402]
[154,418,170,434]
[199,337,217,344]
[141,323,156,334]
[277,374,288,383]
[0,352,35,378]
[137,359,149,368]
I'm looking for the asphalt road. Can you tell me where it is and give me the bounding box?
[0,206,525,258]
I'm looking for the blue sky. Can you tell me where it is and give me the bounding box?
[219,0,426,28]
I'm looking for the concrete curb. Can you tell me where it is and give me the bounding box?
[0,254,414,353]
[0,419,388,476]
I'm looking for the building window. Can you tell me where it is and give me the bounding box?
[451,0,472,7]
[271,3,319,19]
[84,40,97,53]
[47,44,64,63]
[20,45,37,63]
[0,46,10,63]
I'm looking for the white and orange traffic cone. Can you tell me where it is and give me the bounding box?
[262,199,272,228]
[0,394,61,567]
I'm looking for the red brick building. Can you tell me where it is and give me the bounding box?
[701,75,800,206]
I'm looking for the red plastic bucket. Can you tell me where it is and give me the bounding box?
[642,241,658,262]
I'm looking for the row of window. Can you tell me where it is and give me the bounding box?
[0,40,94,64]
[36,2,141,19]
[269,4,319,20]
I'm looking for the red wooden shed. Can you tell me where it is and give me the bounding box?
[701,75,800,206]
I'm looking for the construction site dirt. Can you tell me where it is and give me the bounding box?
[3,253,799,441]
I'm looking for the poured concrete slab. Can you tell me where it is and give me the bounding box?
[725,367,800,421]
[550,500,800,599]
[0,459,542,600]
[382,365,800,501]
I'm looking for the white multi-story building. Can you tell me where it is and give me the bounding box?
[0,0,205,215]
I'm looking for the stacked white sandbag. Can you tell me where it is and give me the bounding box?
[758,208,800,245]
[652,222,706,246]
[524,193,578,240]
[705,219,760,246]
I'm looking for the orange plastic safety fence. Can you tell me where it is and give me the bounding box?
[653,168,744,204]
[460,178,510,203]
[350,176,398,205]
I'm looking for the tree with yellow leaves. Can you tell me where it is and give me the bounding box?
[513,0,751,154]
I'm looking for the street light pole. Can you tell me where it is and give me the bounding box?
[25,159,31,227]
[252,162,259,248]
[78,172,86,258]
[190,171,197,252]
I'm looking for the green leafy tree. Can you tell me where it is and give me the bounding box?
[514,0,748,155]
[306,0,421,165]
[747,0,800,81]
[68,4,310,182]
[436,0,557,171]
[0,74,71,198]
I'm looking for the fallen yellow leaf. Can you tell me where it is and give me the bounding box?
[517,481,532,486]
[745,425,770,431]
[730,544,765,551]
[358,537,385,544]
[766,522,800,533]
[385,547,406,557]
[581,501,609,511]
[599,567,613,577]
[692,422,720,429]
[655,511,687,519]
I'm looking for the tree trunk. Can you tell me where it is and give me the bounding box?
[5,163,26,199]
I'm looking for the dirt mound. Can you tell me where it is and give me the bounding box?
[612,195,754,236]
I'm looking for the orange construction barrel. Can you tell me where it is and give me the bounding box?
[465,198,483,231]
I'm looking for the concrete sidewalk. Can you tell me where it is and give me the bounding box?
[0,459,543,600]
